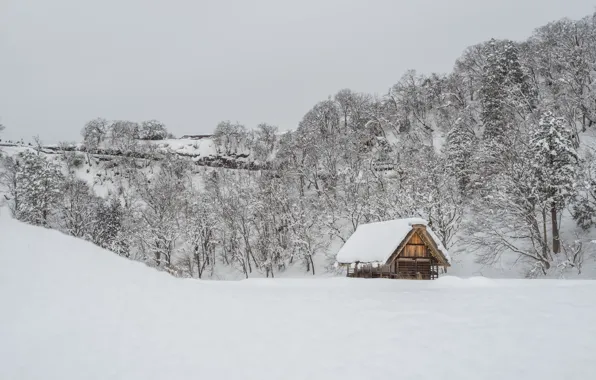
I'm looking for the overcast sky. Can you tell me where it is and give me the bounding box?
[1,0,594,143]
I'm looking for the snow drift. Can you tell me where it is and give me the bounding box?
[1,211,595,380]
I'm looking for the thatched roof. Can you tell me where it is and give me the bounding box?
[335,218,451,266]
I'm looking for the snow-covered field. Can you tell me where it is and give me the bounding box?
[1,211,595,380]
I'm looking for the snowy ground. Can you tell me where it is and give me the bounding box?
[1,212,595,380]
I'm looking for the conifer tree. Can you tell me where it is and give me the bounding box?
[572,159,596,230]
[445,113,477,194]
[480,39,529,144]
[18,151,64,226]
[530,111,579,254]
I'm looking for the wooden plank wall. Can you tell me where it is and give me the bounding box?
[401,232,431,258]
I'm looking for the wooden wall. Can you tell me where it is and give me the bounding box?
[400,232,430,258]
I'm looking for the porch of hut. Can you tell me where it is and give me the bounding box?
[347,261,443,280]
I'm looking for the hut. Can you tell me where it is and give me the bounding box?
[336,218,451,280]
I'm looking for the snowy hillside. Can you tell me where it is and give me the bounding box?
[2,135,257,168]
[1,140,596,280]
[1,213,595,380]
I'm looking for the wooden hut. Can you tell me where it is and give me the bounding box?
[336,218,451,280]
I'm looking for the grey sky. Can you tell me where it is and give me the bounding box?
[1,0,594,143]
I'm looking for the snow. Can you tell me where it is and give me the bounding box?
[153,138,219,157]
[335,218,450,264]
[1,212,595,380]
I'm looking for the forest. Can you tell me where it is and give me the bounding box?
[1,12,596,279]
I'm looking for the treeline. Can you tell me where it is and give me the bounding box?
[81,118,173,151]
[0,149,325,278]
[2,12,596,278]
[211,121,278,160]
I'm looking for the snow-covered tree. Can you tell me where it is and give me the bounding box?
[140,120,168,140]
[387,71,437,141]
[250,123,278,162]
[17,151,64,226]
[110,120,140,153]
[58,177,98,238]
[89,195,130,256]
[466,143,553,276]
[213,121,247,154]
[466,110,582,276]
[480,39,530,143]
[530,111,579,254]
[0,156,23,218]
[530,15,596,132]
[181,191,219,278]
[444,112,477,194]
[132,157,188,268]
[287,197,328,275]
[82,118,109,151]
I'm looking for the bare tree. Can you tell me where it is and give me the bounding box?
[0,156,23,218]
[131,156,188,268]
[58,177,98,238]
[182,191,219,278]
[82,118,110,151]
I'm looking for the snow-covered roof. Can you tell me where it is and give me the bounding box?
[335,218,451,265]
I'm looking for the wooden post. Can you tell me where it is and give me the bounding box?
[414,259,418,279]
[430,259,434,280]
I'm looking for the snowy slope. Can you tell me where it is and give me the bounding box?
[1,212,595,380]
[154,138,219,157]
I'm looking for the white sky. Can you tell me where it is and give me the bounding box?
[1,0,594,143]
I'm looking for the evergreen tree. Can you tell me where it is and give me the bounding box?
[530,111,579,254]
[18,151,64,226]
[445,112,477,194]
[572,153,596,230]
[480,39,529,143]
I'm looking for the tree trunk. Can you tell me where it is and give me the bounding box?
[155,241,162,266]
[246,250,252,273]
[194,244,201,278]
[542,208,548,258]
[551,202,560,254]
[200,258,208,278]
